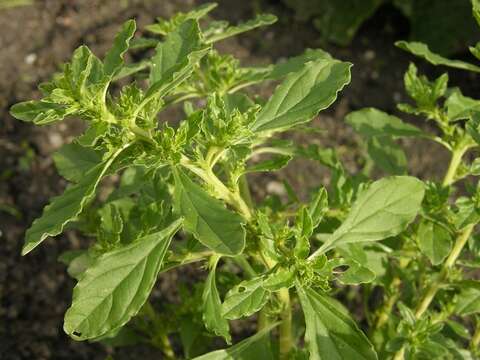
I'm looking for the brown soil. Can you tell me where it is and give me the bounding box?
[0,0,477,359]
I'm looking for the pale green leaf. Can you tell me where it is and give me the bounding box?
[203,256,231,343]
[23,149,124,255]
[205,14,277,44]
[192,324,277,360]
[64,219,182,339]
[337,260,376,285]
[417,220,452,265]
[53,142,103,182]
[250,56,352,133]
[267,49,334,81]
[367,136,407,175]
[395,41,480,72]
[173,168,245,256]
[317,176,424,254]
[345,108,424,138]
[104,19,136,77]
[308,187,328,228]
[297,286,377,360]
[221,277,268,320]
[455,283,480,316]
[10,100,67,124]
[446,90,480,121]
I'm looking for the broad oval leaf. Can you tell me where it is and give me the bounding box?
[345,108,424,138]
[203,256,231,343]
[221,277,268,320]
[173,168,246,256]
[366,136,407,175]
[317,176,424,254]
[64,219,182,339]
[297,286,377,360]
[53,142,103,182]
[417,220,452,265]
[455,283,480,316]
[250,55,352,133]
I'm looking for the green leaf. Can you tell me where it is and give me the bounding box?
[455,283,480,316]
[192,324,277,360]
[103,19,136,77]
[297,286,377,360]
[337,260,376,285]
[262,267,295,291]
[205,14,277,44]
[149,19,203,84]
[317,176,424,254]
[221,277,268,320]
[417,220,452,265]
[346,108,424,138]
[53,142,103,182]
[144,20,209,102]
[250,56,352,133]
[366,136,407,175]
[10,100,67,124]
[245,155,292,173]
[145,2,217,35]
[267,49,334,81]
[446,90,480,121]
[173,168,246,256]
[63,219,182,339]
[308,187,328,228]
[395,41,480,72]
[203,256,231,343]
[22,149,125,255]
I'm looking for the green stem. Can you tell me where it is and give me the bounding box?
[392,145,474,359]
[278,288,293,360]
[414,223,474,318]
[239,175,254,208]
[179,155,253,220]
[442,146,467,186]
[234,255,257,278]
